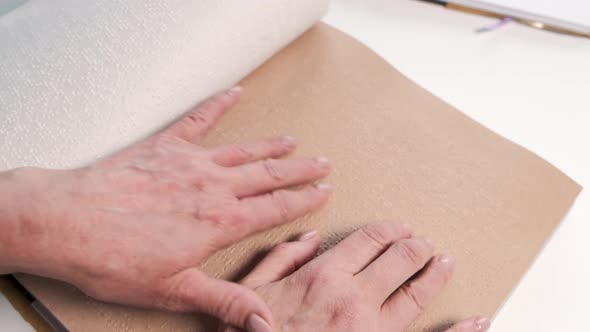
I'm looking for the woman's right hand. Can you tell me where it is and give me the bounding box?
[221,222,490,332]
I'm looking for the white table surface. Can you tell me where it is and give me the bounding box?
[2,0,589,331]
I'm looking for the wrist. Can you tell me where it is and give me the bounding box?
[0,167,49,274]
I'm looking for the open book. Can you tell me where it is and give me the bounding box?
[0,1,580,331]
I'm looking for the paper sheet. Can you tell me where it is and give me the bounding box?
[11,23,580,331]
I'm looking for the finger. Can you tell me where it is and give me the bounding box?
[355,237,434,303]
[210,136,297,167]
[240,230,321,288]
[160,87,241,143]
[235,184,332,235]
[445,316,491,332]
[218,326,244,332]
[318,222,413,274]
[163,268,273,332]
[381,255,455,330]
[226,157,331,198]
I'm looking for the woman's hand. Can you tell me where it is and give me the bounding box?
[220,222,491,332]
[0,87,332,331]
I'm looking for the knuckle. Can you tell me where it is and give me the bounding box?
[272,136,291,151]
[394,240,426,267]
[273,242,301,272]
[204,204,246,225]
[229,145,253,162]
[359,223,392,249]
[306,265,333,288]
[150,134,186,154]
[262,159,284,181]
[159,278,192,311]
[185,109,209,126]
[274,242,295,254]
[327,292,360,325]
[400,283,427,313]
[199,167,228,186]
[271,190,291,222]
[212,289,242,319]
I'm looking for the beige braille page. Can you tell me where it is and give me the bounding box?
[17,23,580,332]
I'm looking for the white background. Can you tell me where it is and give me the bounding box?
[2,0,589,331]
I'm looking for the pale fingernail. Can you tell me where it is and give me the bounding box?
[475,316,491,331]
[298,230,318,241]
[437,255,455,266]
[315,183,333,191]
[316,156,330,168]
[246,314,272,332]
[228,86,242,95]
[400,223,414,236]
[282,136,297,148]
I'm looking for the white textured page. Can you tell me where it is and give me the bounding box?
[0,0,330,170]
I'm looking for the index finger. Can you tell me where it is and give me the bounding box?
[160,86,241,143]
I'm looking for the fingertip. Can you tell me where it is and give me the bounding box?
[316,156,330,167]
[426,255,455,280]
[298,230,318,241]
[474,316,491,331]
[312,183,333,208]
[314,182,333,193]
[400,222,414,236]
[220,326,243,332]
[449,315,491,332]
[437,254,456,267]
[281,136,297,150]
[228,85,243,96]
[246,313,272,332]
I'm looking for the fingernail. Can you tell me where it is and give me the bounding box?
[282,136,297,148]
[475,316,491,331]
[246,314,272,332]
[400,223,414,236]
[298,230,318,241]
[315,183,333,191]
[228,86,242,95]
[316,156,330,168]
[437,255,455,266]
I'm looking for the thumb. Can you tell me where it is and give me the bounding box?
[241,230,321,288]
[164,268,273,332]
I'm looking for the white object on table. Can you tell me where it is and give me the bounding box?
[324,0,590,331]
